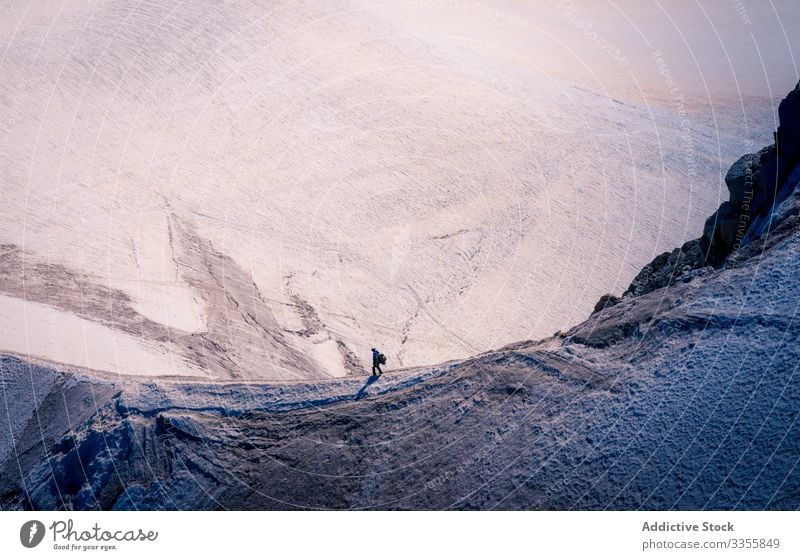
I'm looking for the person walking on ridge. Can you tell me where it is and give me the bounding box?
[371,348,385,376]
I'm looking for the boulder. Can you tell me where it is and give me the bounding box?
[725,152,759,206]
[593,293,622,314]
[623,239,705,298]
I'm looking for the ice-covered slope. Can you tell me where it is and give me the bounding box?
[1,0,797,379]
[2,204,799,508]
[2,82,799,508]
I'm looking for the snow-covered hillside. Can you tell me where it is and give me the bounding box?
[2,173,799,508]
[1,1,797,379]
[2,79,800,509]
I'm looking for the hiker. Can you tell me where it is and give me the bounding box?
[371,348,386,376]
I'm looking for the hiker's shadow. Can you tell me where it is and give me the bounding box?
[356,375,380,400]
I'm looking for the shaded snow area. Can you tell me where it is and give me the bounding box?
[1,0,798,379]
[2,174,798,508]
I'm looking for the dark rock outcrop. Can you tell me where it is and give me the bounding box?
[593,294,622,313]
[702,81,800,265]
[777,82,800,179]
[593,80,800,312]
[623,239,705,298]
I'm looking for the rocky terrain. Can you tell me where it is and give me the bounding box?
[2,81,799,510]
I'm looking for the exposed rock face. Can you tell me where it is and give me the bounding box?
[778,82,800,177]
[593,294,622,313]
[725,152,760,206]
[623,239,706,299]
[702,81,800,265]
[593,80,800,312]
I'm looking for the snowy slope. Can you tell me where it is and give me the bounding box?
[2,2,799,511]
[2,161,799,508]
[1,1,797,379]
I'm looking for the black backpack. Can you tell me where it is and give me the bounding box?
[379,353,387,365]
